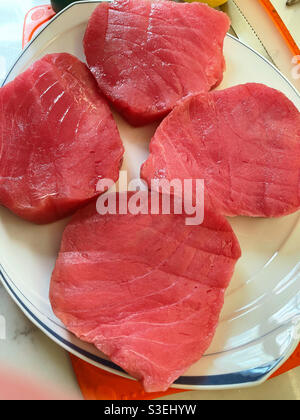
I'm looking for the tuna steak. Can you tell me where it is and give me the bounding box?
[0,53,124,224]
[84,0,230,126]
[50,192,241,392]
[141,83,300,218]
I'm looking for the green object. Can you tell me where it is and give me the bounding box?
[51,0,76,13]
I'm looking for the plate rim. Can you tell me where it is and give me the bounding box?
[0,0,299,391]
[1,261,299,390]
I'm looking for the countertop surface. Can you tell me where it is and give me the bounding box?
[0,0,299,400]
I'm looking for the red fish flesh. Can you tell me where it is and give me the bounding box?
[141,84,300,218]
[50,192,241,392]
[0,53,124,224]
[84,0,230,126]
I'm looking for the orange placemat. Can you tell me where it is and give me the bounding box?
[70,355,185,400]
[22,5,55,48]
[71,343,300,400]
[270,343,300,379]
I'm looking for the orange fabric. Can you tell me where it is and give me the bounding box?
[71,343,300,400]
[70,355,185,400]
[22,5,55,48]
[259,0,300,59]
[270,343,300,379]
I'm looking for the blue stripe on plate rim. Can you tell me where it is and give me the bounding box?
[0,0,299,389]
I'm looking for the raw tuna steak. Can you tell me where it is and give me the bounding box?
[84,0,230,126]
[50,192,241,392]
[141,83,300,218]
[0,53,124,224]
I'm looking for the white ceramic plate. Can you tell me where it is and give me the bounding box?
[1,1,300,390]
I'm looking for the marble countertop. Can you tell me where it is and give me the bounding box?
[0,0,299,400]
[0,283,82,399]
